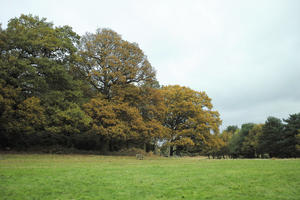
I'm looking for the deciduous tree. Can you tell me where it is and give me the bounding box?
[242,124,263,158]
[161,85,221,156]
[78,29,157,99]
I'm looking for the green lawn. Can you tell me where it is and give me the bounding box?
[0,154,299,200]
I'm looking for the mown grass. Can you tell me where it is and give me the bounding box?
[0,154,299,200]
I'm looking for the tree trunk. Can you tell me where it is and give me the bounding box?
[154,144,158,155]
[109,141,113,151]
[169,146,174,157]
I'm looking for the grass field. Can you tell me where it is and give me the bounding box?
[0,154,299,200]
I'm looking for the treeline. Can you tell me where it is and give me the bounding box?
[0,15,222,155]
[209,114,300,158]
[1,15,299,158]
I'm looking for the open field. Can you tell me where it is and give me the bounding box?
[0,154,299,200]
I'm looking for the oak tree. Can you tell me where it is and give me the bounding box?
[161,85,221,156]
[78,29,157,99]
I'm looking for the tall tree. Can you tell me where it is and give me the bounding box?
[161,85,221,156]
[78,28,157,100]
[219,126,239,158]
[242,124,263,158]
[0,14,90,138]
[282,113,300,157]
[79,28,163,152]
[238,123,255,158]
[259,117,283,157]
[228,123,255,158]
[228,131,243,158]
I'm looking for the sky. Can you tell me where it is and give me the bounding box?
[1,0,300,129]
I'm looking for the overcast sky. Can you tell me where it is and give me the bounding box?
[1,0,300,129]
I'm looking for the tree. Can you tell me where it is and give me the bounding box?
[0,14,94,151]
[161,85,221,156]
[137,86,167,152]
[219,126,239,158]
[259,117,283,157]
[78,28,157,100]
[227,123,255,158]
[0,14,89,137]
[282,113,300,157]
[83,96,147,151]
[242,124,263,158]
[296,130,300,154]
[203,133,225,159]
[228,132,243,158]
[79,28,164,152]
[225,125,238,133]
[0,15,80,96]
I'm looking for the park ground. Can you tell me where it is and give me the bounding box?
[0,154,299,200]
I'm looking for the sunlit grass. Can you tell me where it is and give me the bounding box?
[0,154,299,200]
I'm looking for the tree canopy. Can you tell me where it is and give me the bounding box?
[78,29,157,99]
[161,85,221,156]
[0,14,299,158]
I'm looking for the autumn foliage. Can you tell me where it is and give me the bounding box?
[0,15,222,155]
[1,15,299,157]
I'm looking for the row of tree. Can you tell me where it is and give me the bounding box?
[209,114,300,158]
[0,15,221,155]
[1,15,299,158]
